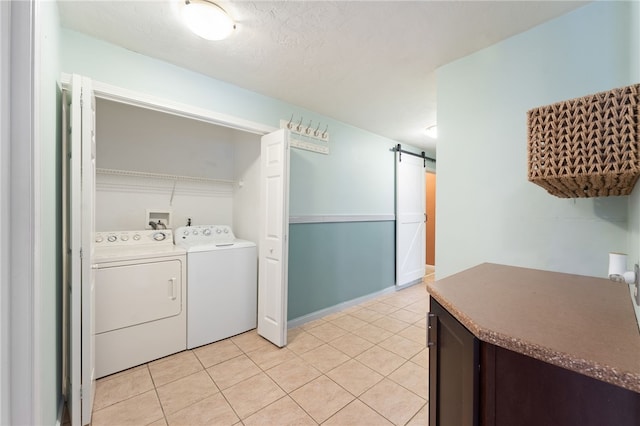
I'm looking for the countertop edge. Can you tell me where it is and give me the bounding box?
[427,283,640,394]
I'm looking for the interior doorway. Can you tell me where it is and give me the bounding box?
[425,172,436,266]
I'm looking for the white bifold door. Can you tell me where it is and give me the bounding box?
[67,74,97,426]
[257,129,290,347]
[395,150,426,287]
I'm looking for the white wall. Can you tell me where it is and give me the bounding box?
[96,99,237,180]
[95,99,261,232]
[95,175,235,231]
[232,131,261,243]
[436,1,636,279]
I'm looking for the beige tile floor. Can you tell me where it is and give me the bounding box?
[84,272,434,426]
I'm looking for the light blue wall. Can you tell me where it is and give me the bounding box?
[60,30,397,217]
[38,0,61,422]
[627,0,640,268]
[626,0,640,330]
[436,1,637,279]
[59,30,401,319]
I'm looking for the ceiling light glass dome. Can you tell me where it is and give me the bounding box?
[182,0,235,41]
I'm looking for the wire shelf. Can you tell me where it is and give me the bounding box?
[96,168,235,185]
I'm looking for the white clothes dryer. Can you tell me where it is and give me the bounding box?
[174,225,257,349]
[93,229,186,378]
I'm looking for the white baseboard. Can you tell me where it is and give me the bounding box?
[288,285,396,329]
[395,277,424,290]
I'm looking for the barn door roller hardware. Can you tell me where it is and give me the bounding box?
[392,144,435,167]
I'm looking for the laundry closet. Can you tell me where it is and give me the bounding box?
[65,74,291,425]
[91,98,263,376]
[95,98,261,239]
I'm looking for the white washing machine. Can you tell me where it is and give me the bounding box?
[174,225,257,349]
[93,229,187,378]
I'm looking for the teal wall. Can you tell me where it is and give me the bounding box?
[288,221,395,320]
[59,29,400,320]
[436,1,638,279]
[38,0,61,422]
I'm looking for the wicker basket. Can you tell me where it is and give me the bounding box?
[527,84,640,198]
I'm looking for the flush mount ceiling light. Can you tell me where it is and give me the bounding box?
[182,0,235,41]
[425,125,438,139]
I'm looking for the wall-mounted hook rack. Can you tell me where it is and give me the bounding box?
[282,117,330,142]
[281,116,330,154]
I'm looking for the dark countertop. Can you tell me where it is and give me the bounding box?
[427,263,640,393]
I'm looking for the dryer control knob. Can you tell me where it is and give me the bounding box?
[153,232,166,241]
[223,228,229,233]
[133,234,141,241]
[107,235,117,242]
[120,234,129,241]
[203,229,211,236]
[95,235,103,243]
[216,228,222,234]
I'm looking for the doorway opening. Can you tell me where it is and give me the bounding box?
[425,171,436,279]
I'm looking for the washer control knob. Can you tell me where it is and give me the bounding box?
[203,229,211,236]
[120,234,129,241]
[223,228,229,234]
[133,234,141,241]
[192,230,198,235]
[107,235,117,243]
[216,228,222,234]
[153,232,166,241]
[183,230,189,236]
[95,235,103,243]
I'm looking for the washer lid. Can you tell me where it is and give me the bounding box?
[183,239,256,253]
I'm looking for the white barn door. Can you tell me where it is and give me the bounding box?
[396,150,426,287]
[68,74,96,426]
[257,129,290,347]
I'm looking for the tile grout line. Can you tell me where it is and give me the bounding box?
[145,363,168,426]
[90,279,432,425]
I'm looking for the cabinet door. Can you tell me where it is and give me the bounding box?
[429,298,479,426]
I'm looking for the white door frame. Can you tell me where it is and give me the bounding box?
[0,2,11,422]
[3,1,40,424]
[68,74,98,426]
[59,73,275,136]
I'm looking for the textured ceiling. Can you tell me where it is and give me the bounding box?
[57,0,589,155]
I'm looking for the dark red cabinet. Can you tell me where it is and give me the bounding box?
[429,297,640,426]
[428,298,479,426]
